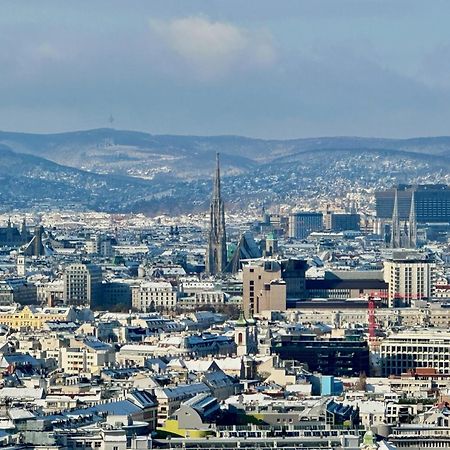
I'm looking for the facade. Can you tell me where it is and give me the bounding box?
[102,280,133,309]
[178,291,226,308]
[0,305,76,330]
[305,270,388,300]
[63,262,103,307]
[205,153,227,275]
[86,234,114,257]
[288,212,323,239]
[325,213,360,232]
[383,250,436,307]
[0,278,37,306]
[132,281,178,311]
[60,338,115,375]
[272,334,370,377]
[390,188,417,249]
[154,383,211,425]
[376,184,450,223]
[380,330,450,376]
[242,260,286,318]
[0,218,28,247]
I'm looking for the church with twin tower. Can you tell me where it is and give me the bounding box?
[205,153,227,275]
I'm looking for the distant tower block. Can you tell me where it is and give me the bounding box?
[17,254,26,277]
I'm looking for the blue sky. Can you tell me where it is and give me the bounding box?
[2,0,450,138]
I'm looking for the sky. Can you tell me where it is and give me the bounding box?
[2,0,450,138]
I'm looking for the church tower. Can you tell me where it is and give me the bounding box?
[408,189,417,249]
[17,254,26,277]
[391,188,401,248]
[205,153,227,275]
[234,311,257,356]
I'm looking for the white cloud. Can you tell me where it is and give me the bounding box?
[149,16,275,80]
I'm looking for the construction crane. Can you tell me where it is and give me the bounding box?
[367,290,428,345]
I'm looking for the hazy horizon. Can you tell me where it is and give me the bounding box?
[2,1,450,139]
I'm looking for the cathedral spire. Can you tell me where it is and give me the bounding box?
[408,188,417,249]
[205,153,227,275]
[213,152,221,200]
[391,188,401,248]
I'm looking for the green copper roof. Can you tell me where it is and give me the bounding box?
[235,310,247,327]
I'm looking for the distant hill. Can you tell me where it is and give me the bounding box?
[1,129,450,214]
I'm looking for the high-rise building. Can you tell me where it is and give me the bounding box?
[288,212,323,239]
[376,184,450,223]
[383,250,436,307]
[324,212,360,232]
[63,262,103,307]
[242,260,286,318]
[205,153,227,275]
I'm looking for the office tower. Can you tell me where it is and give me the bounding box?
[391,189,401,249]
[63,262,102,307]
[324,212,360,232]
[205,153,227,275]
[242,260,287,317]
[288,212,323,239]
[376,184,450,223]
[383,250,436,307]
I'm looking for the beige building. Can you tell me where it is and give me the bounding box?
[60,338,115,375]
[154,383,210,425]
[132,281,178,311]
[242,260,286,318]
[383,250,436,307]
[0,305,76,330]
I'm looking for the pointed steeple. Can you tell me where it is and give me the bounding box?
[205,153,227,275]
[213,152,221,200]
[21,217,27,238]
[408,189,417,249]
[391,188,401,248]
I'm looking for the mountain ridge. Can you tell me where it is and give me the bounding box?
[1,129,450,214]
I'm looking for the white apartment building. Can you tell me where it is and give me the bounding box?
[383,250,436,307]
[380,329,450,376]
[132,281,178,311]
[60,338,115,375]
